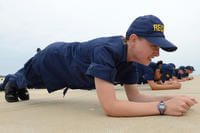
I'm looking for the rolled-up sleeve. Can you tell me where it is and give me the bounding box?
[86,47,117,83]
[86,63,117,82]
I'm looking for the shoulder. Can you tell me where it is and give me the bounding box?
[93,36,127,60]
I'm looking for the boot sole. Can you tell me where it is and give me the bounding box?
[18,90,30,101]
[5,95,19,102]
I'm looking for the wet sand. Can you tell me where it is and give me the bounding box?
[0,77,200,133]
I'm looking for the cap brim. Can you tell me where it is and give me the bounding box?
[144,37,177,52]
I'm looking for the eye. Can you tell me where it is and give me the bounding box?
[152,46,159,51]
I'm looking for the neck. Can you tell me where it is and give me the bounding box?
[126,40,137,62]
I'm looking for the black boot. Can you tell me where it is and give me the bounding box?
[17,88,30,101]
[4,82,19,102]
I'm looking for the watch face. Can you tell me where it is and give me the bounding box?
[160,105,165,109]
[158,101,166,115]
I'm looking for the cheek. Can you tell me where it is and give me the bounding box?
[140,50,151,57]
[137,51,148,59]
[144,46,153,55]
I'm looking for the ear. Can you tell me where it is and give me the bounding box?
[129,34,138,41]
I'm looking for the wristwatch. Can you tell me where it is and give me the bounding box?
[157,101,166,115]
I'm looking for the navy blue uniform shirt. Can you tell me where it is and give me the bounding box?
[182,72,189,78]
[2,36,138,93]
[136,63,154,84]
[173,69,183,79]
[161,64,174,82]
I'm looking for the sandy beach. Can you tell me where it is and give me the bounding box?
[0,77,200,133]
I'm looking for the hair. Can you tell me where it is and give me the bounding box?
[156,61,163,69]
[36,48,41,53]
[125,34,144,41]
[125,36,130,41]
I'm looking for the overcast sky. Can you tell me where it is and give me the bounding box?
[0,0,200,75]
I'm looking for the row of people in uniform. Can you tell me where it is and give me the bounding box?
[0,61,195,92]
[135,60,195,90]
[173,65,194,81]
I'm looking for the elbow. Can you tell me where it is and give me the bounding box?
[103,106,117,117]
[149,84,159,90]
[177,85,181,89]
[105,111,115,117]
[104,110,122,117]
[174,83,182,89]
[102,102,121,117]
[148,81,159,90]
[151,87,157,90]
[151,86,160,90]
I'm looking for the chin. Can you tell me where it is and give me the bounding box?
[142,59,150,65]
[137,60,150,66]
[143,62,150,66]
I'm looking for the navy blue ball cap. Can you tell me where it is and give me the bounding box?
[186,66,195,71]
[191,66,195,71]
[168,63,176,69]
[148,62,158,71]
[126,15,177,52]
[161,64,174,75]
[178,66,186,71]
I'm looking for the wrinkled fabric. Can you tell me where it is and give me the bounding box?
[2,36,139,93]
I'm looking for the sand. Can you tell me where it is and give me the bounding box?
[0,77,200,133]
